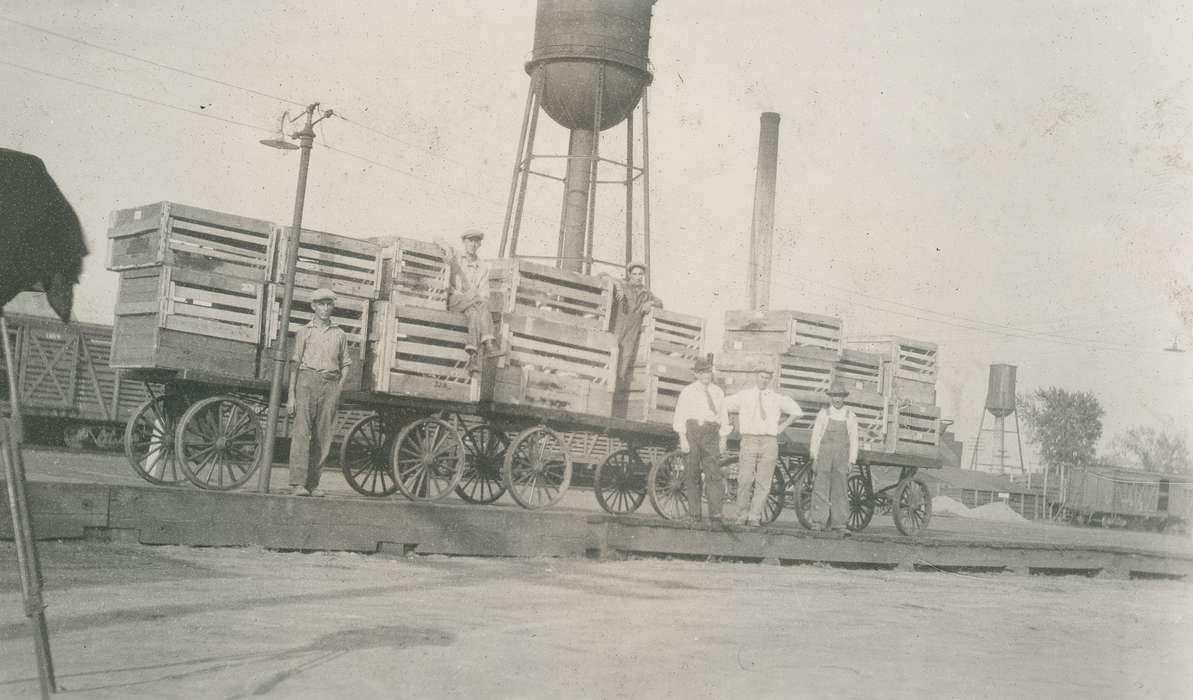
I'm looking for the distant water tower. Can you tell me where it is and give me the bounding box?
[498,0,656,276]
[970,364,1026,474]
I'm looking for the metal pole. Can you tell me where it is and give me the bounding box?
[1013,408,1027,475]
[583,64,605,275]
[624,111,634,267]
[509,72,543,259]
[500,79,537,258]
[257,105,318,493]
[640,88,652,289]
[2,315,55,697]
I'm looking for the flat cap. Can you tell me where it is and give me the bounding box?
[461,229,485,241]
[311,287,337,302]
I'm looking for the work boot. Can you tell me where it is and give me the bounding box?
[306,488,326,498]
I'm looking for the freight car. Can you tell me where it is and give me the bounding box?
[1063,465,1193,533]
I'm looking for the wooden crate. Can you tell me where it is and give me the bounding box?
[778,347,836,395]
[372,236,449,310]
[273,226,383,299]
[848,335,938,383]
[110,266,264,379]
[259,285,371,390]
[834,348,882,394]
[845,390,889,449]
[617,368,689,424]
[723,329,789,355]
[889,400,941,448]
[489,259,613,330]
[493,366,613,415]
[891,377,937,406]
[724,308,843,353]
[365,301,475,402]
[497,313,617,386]
[107,202,274,282]
[633,308,705,367]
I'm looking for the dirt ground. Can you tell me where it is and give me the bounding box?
[1,541,1191,699]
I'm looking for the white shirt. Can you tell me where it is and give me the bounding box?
[810,405,860,463]
[672,381,728,435]
[724,386,803,437]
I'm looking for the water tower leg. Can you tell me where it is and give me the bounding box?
[624,111,634,266]
[583,64,606,275]
[503,72,544,259]
[969,410,987,470]
[641,88,652,289]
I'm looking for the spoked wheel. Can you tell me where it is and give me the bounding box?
[761,466,786,525]
[647,450,688,520]
[594,448,648,515]
[340,414,397,497]
[457,424,509,504]
[892,477,933,536]
[846,473,875,532]
[175,396,262,490]
[503,425,573,510]
[392,417,466,502]
[792,464,815,530]
[124,395,188,486]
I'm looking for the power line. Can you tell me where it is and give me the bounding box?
[0,15,306,107]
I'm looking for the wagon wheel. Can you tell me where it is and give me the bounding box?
[791,464,815,530]
[340,414,397,497]
[892,477,933,536]
[503,425,573,510]
[760,466,786,525]
[124,395,188,486]
[457,424,509,504]
[175,395,262,490]
[647,450,688,520]
[391,417,466,502]
[93,425,123,451]
[845,474,875,532]
[594,448,648,515]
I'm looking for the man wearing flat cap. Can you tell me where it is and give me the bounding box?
[671,355,729,525]
[809,380,860,534]
[286,287,352,497]
[606,261,663,387]
[723,361,803,526]
[439,229,501,368]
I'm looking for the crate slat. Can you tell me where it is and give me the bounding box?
[273,226,382,299]
[107,202,273,281]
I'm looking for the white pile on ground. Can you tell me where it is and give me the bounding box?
[968,501,1027,522]
[931,495,970,517]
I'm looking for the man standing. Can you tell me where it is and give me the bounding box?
[286,287,352,497]
[809,381,859,534]
[440,230,502,369]
[608,262,663,386]
[671,356,728,526]
[724,362,802,526]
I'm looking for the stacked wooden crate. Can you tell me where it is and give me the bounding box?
[260,225,381,389]
[107,202,273,379]
[487,259,617,415]
[846,336,942,455]
[618,309,705,424]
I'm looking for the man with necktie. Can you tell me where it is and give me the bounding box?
[724,361,803,526]
[671,356,729,526]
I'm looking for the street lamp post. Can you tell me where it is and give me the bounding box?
[256,103,333,493]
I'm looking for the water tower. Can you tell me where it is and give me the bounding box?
[498,0,656,277]
[969,363,1026,474]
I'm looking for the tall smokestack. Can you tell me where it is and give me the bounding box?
[748,112,781,312]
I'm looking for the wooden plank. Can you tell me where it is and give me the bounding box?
[723,329,790,355]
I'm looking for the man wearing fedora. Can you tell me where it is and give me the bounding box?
[286,287,352,497]
[440,229,502,369]
[809,380,860,534]
[723,362,803,527]
[671,356,729,525]
[607,261,663,387]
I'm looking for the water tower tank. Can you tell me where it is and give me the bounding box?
[985,364,1017,418]
[526,0,655,131]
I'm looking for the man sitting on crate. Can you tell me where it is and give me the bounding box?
[809,380,859,535]
[285,287,352,497]
[439,230,503,372]
[672,356,728,527]
[723,361,803,527]
[606,262,663,386]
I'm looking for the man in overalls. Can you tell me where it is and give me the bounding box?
[809,381,859,534]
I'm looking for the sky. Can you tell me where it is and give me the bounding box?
[2,0,1191,467]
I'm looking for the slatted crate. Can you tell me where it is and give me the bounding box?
[889,399,941,449]
[497,313,617,388]
[715,351,779,394]
[723,329,789,354]
[633,308,705,367]
[489,259,613,331]
[777,347,836,395]
[258,285,371,390]
[365,301,476,402]
[891,377,937,406]
[844,389,889,449]
[834,348,882,394]
[107,202,274,282]
[847,335,938,383]
[493,366,613,415]
[617,366,690,424]
[724,309,843,354]
[110,265,265,379]
[272,226,383,300]
[371,236,449,310]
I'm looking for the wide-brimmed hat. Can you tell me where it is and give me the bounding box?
[826,380,849,397]
[461,229,485,242]
[311,287,337,303]
[693,357,714,373]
